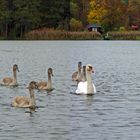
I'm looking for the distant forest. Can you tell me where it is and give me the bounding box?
[0,0,139,39]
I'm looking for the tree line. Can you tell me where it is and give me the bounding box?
[0,0,139,39]
[71,0,140,32]
[0,0,70,39]
[88,0,140,32]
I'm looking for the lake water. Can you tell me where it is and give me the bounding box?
[0,41,140,140]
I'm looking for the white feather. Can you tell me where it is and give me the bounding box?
[76,81,96,94]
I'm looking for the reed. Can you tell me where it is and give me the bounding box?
[24,28,102,40]
[108,31,140,40]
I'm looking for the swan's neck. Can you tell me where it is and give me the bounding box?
[82,71,86,82]
[47,74,52,89]
[29,89,36,107]
[13,70,17,83]
[77,68,82,80]
[86,71,93,94]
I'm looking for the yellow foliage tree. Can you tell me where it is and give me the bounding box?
[88,0,127,31]
[88,0,107,24]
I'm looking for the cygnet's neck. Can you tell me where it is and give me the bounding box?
[77,67,82,81]
[47,74,52,89]
[81,70,86,82]
[29,88,36,107]
[13,70,17,83]
[86,70,93,94]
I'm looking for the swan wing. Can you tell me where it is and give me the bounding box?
[2,77,13,85]
[76,81,87,94]
[72,71,78,81]
[38,81,47,86]
[11,96,30,107]
[38,81,47,89]
[76,82,96,94]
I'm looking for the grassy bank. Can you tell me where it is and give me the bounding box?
[24,28,102,40]
[107,31,140,40]
[25,29,140,40]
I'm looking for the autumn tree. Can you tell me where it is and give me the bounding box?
[88,0,127,31]
[127,0,140,26]
[88,0,107,25]
[101,0,127,31]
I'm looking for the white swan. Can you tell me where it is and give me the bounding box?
[76,64,96,95]
[0,64,19,86]
[11,81,38,109]
[37,68,54,90]
[72,61,82,83]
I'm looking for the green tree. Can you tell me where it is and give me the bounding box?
[70,0,78,20]
[70,18,83,31]
[13,0,41,37]
[0,0,41,39]
[40,0,70,30]
[75,0,89,26]
[0,0,15,38]
[122,0,128,4]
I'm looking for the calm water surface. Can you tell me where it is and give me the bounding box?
[0,41,140,140]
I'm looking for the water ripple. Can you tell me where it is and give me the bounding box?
[0,41,140,140]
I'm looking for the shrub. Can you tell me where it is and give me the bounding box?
[119,27,126,32]
[108,31,140,40]
[70,18,83,31]
[24,28,102,40]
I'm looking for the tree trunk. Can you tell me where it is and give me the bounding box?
[5,23,8,38]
